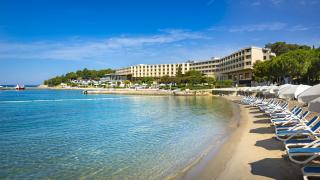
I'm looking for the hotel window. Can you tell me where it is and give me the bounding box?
[245,55,251,59]
[263,56,267,60]
[245,73,250,79]
[246,62,251,65]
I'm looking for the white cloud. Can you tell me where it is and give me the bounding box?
[207,0,216,6]
[288,25,310,31]
[0,30,206,62]
[228,22,287,32]
[208,23,287,32]
[269,0,283,5]
[251,1,261,6]
[0,22,316,67]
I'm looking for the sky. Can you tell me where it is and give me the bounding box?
[0,0,319,84]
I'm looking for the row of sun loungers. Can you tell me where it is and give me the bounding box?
[241,96,320,180]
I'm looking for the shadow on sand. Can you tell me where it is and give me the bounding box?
[255,137,285,151]
[250,111,262,114]
[254,114,268,118]
[250,127,275,134]
[250,158,302,180]
[253,118,270,124]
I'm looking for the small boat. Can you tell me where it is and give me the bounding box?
[15,84,25,90]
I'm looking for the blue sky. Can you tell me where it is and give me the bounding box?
[1,0,319,84]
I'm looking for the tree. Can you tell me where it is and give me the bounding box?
[176,65,183,77]
[141,77,154,85]
[265,42,311,56]
[253,60,269,82]
[183,70,203,85]
[252,48,319,85]
[44,68,116,87]
[159,75,173,84]
[124,80,131,87]
[65,72,77,80]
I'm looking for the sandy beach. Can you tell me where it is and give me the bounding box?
[181,95,302,180]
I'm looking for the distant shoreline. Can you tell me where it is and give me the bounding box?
[1,86,213,96]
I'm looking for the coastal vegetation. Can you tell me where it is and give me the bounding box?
[44,67,233,89]
[44,68,115,86]
[254,42,320,85]
[127,70,232,90]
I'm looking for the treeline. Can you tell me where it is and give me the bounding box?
[44,68,115,86]
[265,42,312,56]
[134,70,233,88]
[254,42,320,85]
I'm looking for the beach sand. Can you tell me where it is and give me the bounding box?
[181,96,302,180]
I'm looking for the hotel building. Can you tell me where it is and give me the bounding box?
[115,46,275,85]
[216,46,275,85]
[189,57,220,77]
[116,63,191,78]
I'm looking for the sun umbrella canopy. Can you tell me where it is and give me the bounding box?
[258,86,269,93]
[308,97,320,113]
[263,85,279,95]
[298,84,320,103]
[270,86,280,94]
[278,85,299,99]
[253,86,261,92]
[277,84,292,96]
[294,85,311,98]
[239,87,249,91]
[279,84,292,90]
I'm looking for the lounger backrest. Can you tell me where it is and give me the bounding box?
[294,108,302,116]
[281,103,287,108]
[311,116,320,132]
[306,116,319,126]
[300,111,310,119]
[290,106,297,113]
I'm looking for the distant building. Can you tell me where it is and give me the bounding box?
[189,57,220,77]
[216,47,275,85]
[115,46,275,85]
[100,73,128,82]
[115,63,191,78]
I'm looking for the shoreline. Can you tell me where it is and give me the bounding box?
[177,95,302,180]
[1,87,212,96]
[172,96,245,180]
[166,96,241,180]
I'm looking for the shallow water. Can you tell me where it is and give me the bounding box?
[0,90,235,179]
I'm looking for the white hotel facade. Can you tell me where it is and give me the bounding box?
[115,46,275,85]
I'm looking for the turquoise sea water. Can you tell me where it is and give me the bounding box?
[0,90,236,179]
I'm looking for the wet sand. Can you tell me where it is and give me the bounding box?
[181,96,302,180]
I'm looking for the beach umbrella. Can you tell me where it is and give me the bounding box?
[270,86,280,94]
[279,84,291,90]
[278,85,299,99]
[258,86,268,93]
[245,87,253,92]
[263,85,279,95]
[298,84,320,103]
[247,87,253,92]
[277,84,292,96]
[294,85,311,98]
[308,97,320,113]
[254,86,261,92]
[279,84,311,100]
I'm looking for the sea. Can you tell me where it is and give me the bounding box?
[0,89,237,179]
